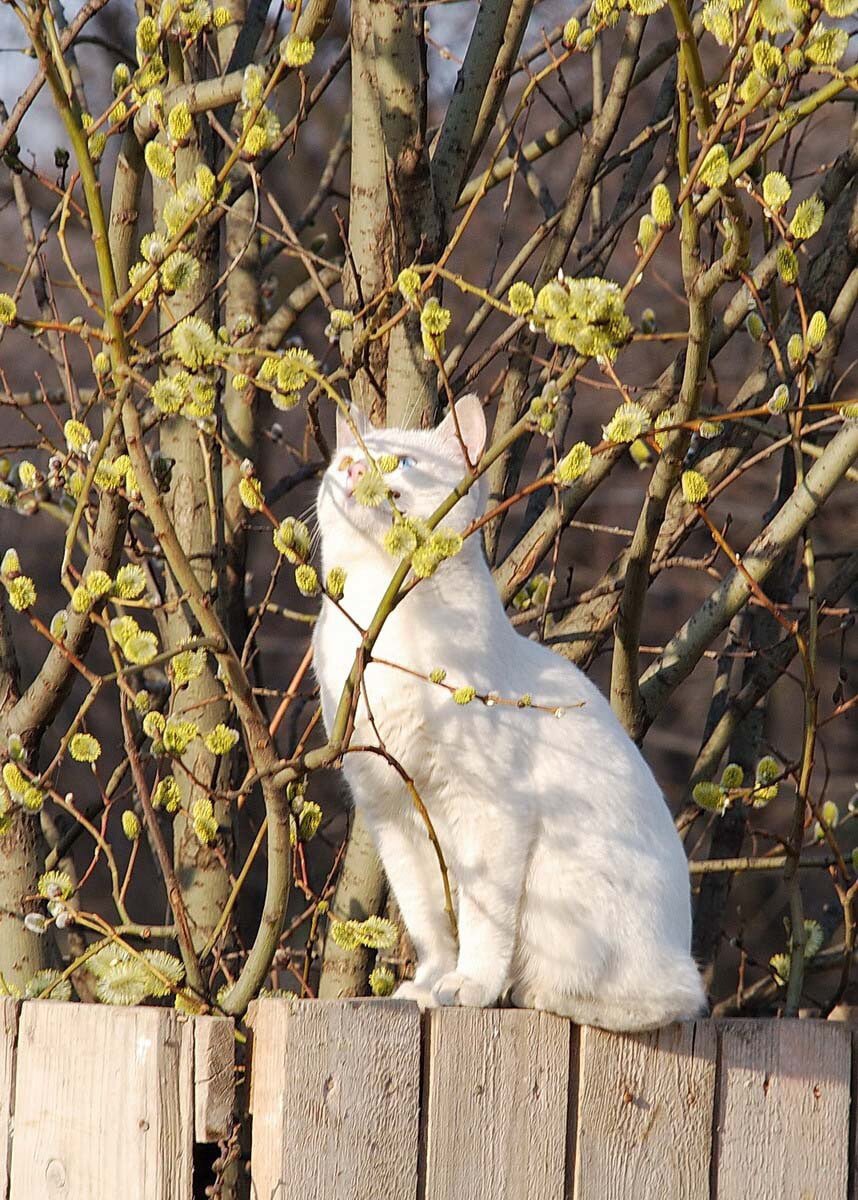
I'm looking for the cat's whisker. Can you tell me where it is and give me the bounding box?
[305,517,322,556]
[402,392,425,431]
[397,395,416,431]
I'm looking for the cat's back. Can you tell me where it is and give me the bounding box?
[427,628,678,840]
[475,620,632,747]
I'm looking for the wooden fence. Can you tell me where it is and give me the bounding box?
[0,995,853,1199]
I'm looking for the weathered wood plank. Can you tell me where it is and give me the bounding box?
[248,998,421,1200]
[851,1029,858,1200]
[193,1015,234,1142]
[0,999,18,1200]
[421,1007,571,1200]
[8,1001,194,1200]
[572,1020,717,1200]
[716,1019,851,1200]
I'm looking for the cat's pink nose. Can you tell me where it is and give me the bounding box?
[346,459,366,495]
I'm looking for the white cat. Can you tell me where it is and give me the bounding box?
[312,394,705,1031]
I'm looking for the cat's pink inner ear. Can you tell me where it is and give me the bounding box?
[336,406,368,449]
[438,393,486,463]
[336,407,354,449]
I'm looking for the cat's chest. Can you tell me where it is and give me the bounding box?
[312,574,500,746]
[313,597,433,727]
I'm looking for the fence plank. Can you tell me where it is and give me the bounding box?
[716,1019,851,1200]
[421,1008,571,1200]
[0,999,17,1200]
[852,1030,858,1200]
[194,1015,235,1142]
[572,1020,716,1200]
[248,998,421,1200]
[8,1001,194,1200]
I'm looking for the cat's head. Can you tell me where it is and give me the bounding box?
[316,394,487,562]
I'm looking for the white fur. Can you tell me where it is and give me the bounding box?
[312,396,706,1031]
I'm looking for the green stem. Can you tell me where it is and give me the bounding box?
[667,0,712,132]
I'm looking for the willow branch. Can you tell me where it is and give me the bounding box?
[455,30,680,210]
[120,699,205,995]
[433,0,533,217]
[133,0,338,140]
[485,15,645,560]
[369,0,441,424]
[638,419,858,728]
[0,0,112,158]
[691,549,858,784]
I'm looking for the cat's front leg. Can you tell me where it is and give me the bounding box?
[432,809,531,1010]
[360,806,458,1005]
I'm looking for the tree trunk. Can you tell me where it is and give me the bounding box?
[155,46,233,957]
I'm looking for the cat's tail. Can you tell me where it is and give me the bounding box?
[513,956,707,1033]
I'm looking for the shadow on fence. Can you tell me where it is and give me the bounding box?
[0,995,853,1198]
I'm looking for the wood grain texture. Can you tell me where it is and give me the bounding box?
[3,1002,857,1199]
[716,1019,851,1200]
[8,1002,194,1200]
[193,1015,235,1142]
[0,999,18,1200]
[421,1007,571,1200]
[851,1030,858,1200]
[248,998,421,1200]
[572,1020,716,1200]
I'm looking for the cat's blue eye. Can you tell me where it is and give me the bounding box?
[399,455,417,469]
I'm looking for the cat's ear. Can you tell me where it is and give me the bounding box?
[335,404,369,449]
[437,394,486,464]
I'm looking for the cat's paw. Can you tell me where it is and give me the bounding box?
[431,972,496,1009]
[393,980,438,1009]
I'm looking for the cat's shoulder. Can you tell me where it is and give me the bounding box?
[496,626,611,708]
